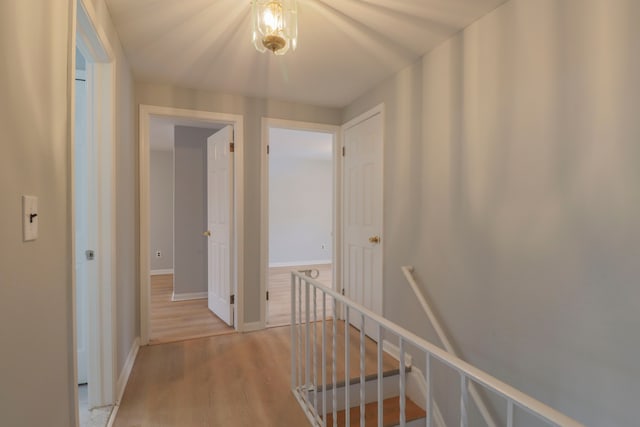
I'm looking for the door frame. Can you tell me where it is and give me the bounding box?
[340,104,385,320]
[72,0,117,416]
[139,105,245,344]
[260,118,341,328]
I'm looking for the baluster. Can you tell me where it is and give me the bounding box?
[313,286,318,412]
[507,400,514,427]
[298,276,303,388]
[332,297,338,427]
[426,354,432,427]
[377,325,383,427]
[345,307,350,426]
[290,273,296,391]
[305,281,310,389]
[360,314,365,427]
[322,292,327,426]
[460,375,468,427]
[400,338,406,426]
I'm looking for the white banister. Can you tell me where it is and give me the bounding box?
[291,271,585,427]
[402,265,499,427]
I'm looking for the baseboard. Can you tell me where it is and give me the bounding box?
[382,339,413,367]
[171,291,207,301]
[108,337,140,427]
[406,364,447,427]
[242,321,265,332]
[151,269,173,276]
[269,260,332,268]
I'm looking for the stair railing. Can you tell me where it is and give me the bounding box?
[291,270,584,427]
[401,266,497,427]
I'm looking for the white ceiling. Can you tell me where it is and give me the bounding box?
[106,0,507,108]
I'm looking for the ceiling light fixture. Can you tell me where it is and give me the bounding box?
[252,0,298,55]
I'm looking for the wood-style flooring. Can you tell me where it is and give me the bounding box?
[268,264,333,327]
[114,324,403,427]
[114,327,309,427]
[150,274,234,345]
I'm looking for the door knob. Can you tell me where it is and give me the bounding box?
[203,230,211,237]
[369,236,381,244]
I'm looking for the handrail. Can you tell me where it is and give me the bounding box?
[402,266,498,427]
[291,270,585,427]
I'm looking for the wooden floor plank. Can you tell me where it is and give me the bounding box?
[326,396,426,427]
[149,274,234,345]
[114,327,310,427]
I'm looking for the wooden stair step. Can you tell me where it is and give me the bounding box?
[325,396,426,427]
[315,364,410,392]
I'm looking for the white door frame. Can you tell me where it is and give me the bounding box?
[260,118,341,328]
[72,0,117,416]
[340,104,385,321]
[139,105,245,344]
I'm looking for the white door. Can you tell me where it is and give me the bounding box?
[74,71,96,384]
[342,111,383,338]
[206,126,234,326]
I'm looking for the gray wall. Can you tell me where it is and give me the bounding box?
[0,0,136,425]
[136,83,343,323]
[344,0,640,426]
[150,150,174,271]
[173,126,215,296]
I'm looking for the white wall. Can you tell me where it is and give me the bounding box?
[344,1,640,426]
[0,2,136,425]
[150,150,174,271]
[269,129,333,266]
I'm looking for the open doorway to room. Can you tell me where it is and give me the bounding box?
[261,120,340,328]
[140,106,245,346]
[147,118,237,344]
[74,1,116,425]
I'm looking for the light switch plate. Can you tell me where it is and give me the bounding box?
[23,195,38,241]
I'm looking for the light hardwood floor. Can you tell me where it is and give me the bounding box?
[150,274,235,345]
[114,324,401,427]
[267,264,333,327]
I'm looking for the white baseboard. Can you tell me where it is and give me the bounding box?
[382,339,413,367]
[171,291,207,301]
[242,321,265,332]
[406,364,447,427]
[108,337,140,427]
[269,260,332,268]
[151,269,173,276]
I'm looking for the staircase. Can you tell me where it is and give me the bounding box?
[294,318,428,426]
[290,270,585,427]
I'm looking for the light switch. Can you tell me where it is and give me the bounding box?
[23,195,38,241]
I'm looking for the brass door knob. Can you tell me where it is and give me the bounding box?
[369,236,381,244]
[203,231,211,237]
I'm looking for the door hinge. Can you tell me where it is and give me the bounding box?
[230,294,235,305]
[229,142,235,153]
[267,145,270,155]
[342,146,345,157]
[341,288,345,296]
[266,291,270,301]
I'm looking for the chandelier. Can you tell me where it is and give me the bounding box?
[252,0,298,55]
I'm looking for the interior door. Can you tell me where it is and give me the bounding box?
[74,71,96,384]
[342,112,383,338]
[206,125,234,326]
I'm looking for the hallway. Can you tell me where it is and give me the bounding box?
[114,327,309,427]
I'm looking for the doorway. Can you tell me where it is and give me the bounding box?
[260,119,340,328]
[140,106,245,344]
[74,0,116,424]
[147,119,236,344]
